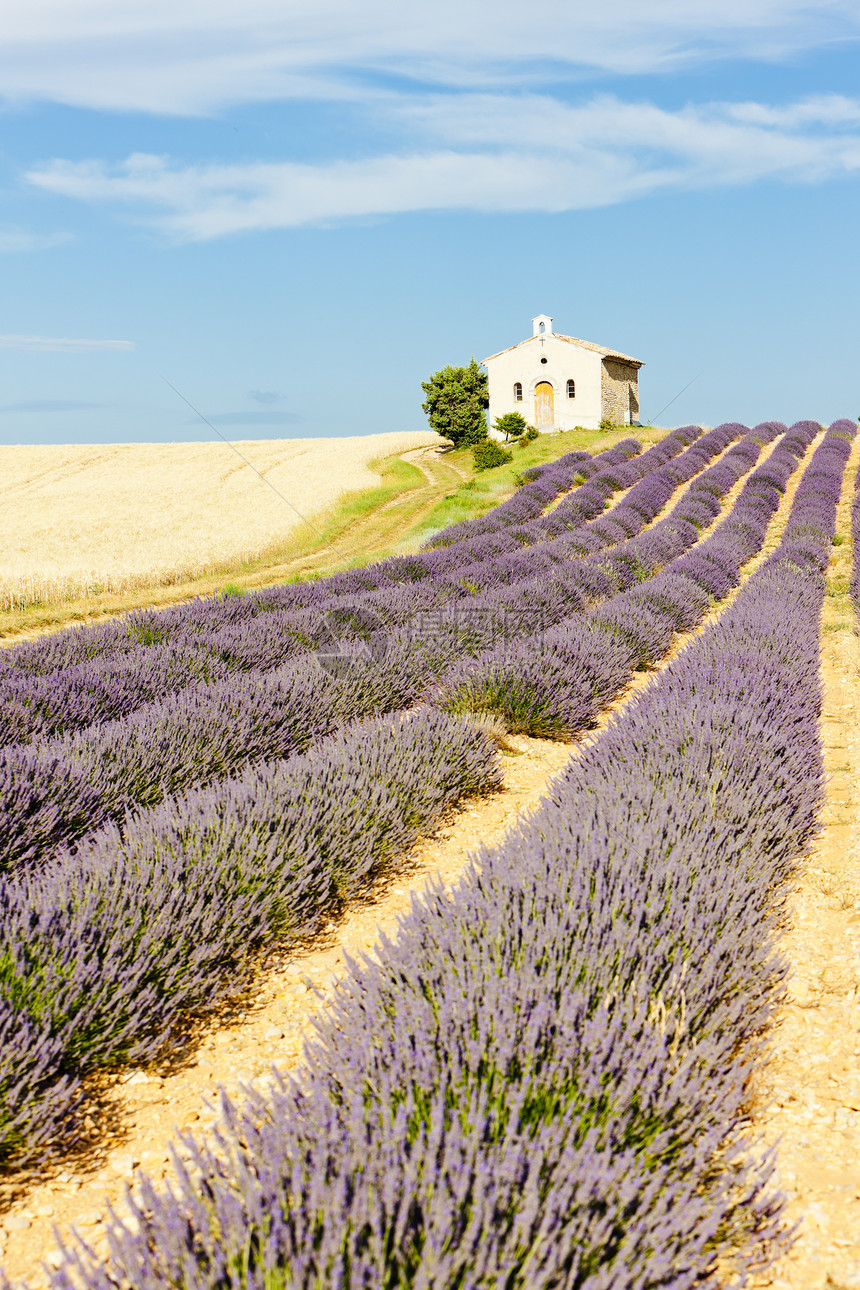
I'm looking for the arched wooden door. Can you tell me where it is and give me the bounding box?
[535,381,554,429]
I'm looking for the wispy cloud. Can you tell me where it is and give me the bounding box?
[0,335,135,351]
[0,399,105,412]
[724,94,860,127]
[248,390,280,404]
[0,228,72,253]
[0,1,858,114]
[25,93,860,239]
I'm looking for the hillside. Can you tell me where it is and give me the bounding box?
[0,424,666,639]
[0,432,438,621]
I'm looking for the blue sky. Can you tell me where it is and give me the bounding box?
[1,0,859,444]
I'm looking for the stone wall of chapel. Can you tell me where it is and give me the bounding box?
[601,359,640,426]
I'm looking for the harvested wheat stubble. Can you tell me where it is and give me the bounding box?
[0,432,440,610]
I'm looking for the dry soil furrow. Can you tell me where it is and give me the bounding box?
[0,735,574,1282]
[752,431,860,1290]
[0,431,810,1286]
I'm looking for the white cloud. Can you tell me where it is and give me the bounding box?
[0,0,858,113]
[0,335,135,351]
[724,94,860,127]
[25,93,860,239]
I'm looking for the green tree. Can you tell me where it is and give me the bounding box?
[421,359,489,448]
[493,411,528,442]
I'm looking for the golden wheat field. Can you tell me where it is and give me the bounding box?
[0,432,440,610]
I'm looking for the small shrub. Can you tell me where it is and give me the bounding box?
[472,441,513,471]
[517,426,540,447]
[493,412,528,442]
[599,418,615,431]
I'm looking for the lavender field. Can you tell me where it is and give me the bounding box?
[0,417,857,1288]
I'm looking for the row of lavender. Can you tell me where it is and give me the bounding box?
[0,426,769,871]
[416,438,639,548]
[434,421,811,735]
[420,423,752,589]
[420,427,697,549]
[1,423,768,752]
[50,423,854,1289]
[0,435,684,741]
[364,423,763,666]
[0,439,640,686]
[0,424,778,1157]
[0,709,504,1165]
[0,425,806,1164]
[421,430,688,559]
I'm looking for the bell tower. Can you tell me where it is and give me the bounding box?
[532,315,553,337]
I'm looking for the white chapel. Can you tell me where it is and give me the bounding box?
[482,316,644,438]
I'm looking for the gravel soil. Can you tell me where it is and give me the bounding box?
[751,431,860,1290]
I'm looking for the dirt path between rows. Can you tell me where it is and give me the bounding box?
[0,736,573,1283]
[752,434,860,1290]
[0,431,805,1287]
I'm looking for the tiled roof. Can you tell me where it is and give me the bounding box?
[482,333,644,368]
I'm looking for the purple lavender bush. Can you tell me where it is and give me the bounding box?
[0,430,767,864]
[0,708,501,1164]
[0,430,706,747]
[0,645,433,871]
[432,426,800,735]
[45,421,850,1290]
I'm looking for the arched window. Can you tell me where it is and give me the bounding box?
[539,321,545,334]
[514,382,523,402]
[567,379,576,399]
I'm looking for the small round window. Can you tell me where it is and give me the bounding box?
[540,356,548,365]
